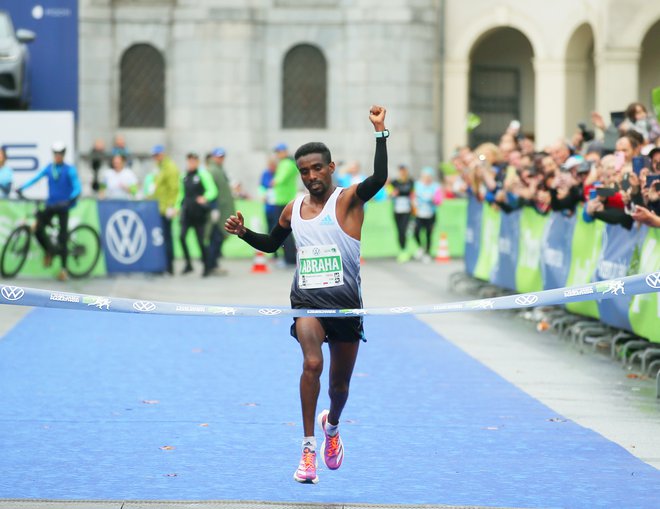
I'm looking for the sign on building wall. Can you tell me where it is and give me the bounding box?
[0,111,75,198]
[1,0,78,113]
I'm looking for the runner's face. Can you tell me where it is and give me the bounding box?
[296,153,335,197]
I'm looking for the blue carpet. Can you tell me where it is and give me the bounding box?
[0,308,659,507]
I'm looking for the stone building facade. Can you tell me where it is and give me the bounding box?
[79,0,660,191]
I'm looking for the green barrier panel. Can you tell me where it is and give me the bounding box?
[473,202,501,281]
[0,198,106,278]
[362,199,466,259]
[435,199,467,258]
[565,208,605,318]
[629,227,660,342]
[515,207,548,293]
[175,198,468,260]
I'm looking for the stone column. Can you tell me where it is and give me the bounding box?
[595,48,641,117]
[533,59,567,148]
[442,59,469,155]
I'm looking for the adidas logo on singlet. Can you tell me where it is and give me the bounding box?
[320,214,334,225]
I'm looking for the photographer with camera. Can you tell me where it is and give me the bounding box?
[626,146,660,228]
[549,155,591,215]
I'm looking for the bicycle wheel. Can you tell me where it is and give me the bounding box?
[0,226,31,278]
[66,224,101,278]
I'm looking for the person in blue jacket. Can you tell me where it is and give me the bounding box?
[17,141,82,281]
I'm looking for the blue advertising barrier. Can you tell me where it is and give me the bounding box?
[465,205,660,341]
[594,224,644,330]
[3,0,78,113]
[491,208,520,290]
[97,200,166,273]
[464,194,482,276]
[541,213,575,290]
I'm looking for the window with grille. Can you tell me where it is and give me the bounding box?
[469,65,520,146]
[119,44,165,128]
[282,44,327,128]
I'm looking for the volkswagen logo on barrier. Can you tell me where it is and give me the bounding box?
[106,209,148,264]
[646,272,660,289]
[259,308,282,316]
[133,300,156,312]
[515,295,539,306]
[1,286,24,301]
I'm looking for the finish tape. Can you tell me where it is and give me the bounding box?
[0,271,658,318]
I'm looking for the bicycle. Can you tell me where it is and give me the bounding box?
[0,198,101,279]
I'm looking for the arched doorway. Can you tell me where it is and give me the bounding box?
[469,27,535,146]
[565,24,596,139]
[639,19,660,118]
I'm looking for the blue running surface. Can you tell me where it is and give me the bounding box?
[0,308,659,507]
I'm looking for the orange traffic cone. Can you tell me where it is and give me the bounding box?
[251,251,270,273]
[435,232,450,263]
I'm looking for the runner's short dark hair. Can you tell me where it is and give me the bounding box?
[294,142,332,165]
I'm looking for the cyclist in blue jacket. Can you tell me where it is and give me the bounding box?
[17,141,82,281]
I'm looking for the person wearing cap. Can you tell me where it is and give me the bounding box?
[549,155,590,215]
[272,142,298,265]
[150,144,180,275]
[0,146,13,198]
[206,147,235,274]
[16,141,81,281]
[176,153,218,277]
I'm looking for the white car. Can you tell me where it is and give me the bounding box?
[0,10,35,109]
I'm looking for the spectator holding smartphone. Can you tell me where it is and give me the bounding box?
[583,154,635,229]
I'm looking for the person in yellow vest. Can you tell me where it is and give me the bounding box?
[150,144,180,275]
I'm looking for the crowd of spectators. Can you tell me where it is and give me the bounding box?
[442,101,660,230]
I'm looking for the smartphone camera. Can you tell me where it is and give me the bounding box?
[578,122,594,142]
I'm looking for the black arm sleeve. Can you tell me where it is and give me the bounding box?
[241,223,292,253]
[356,138,388,201]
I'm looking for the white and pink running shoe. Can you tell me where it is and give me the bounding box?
[317,409,344,470]
[293,446,319,484]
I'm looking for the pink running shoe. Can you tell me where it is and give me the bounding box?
[293,447,319,484]
[317,409,344,470]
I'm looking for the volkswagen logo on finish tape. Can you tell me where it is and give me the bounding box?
[646,272,660,289]
[259,308,282,316]
[514,295,539,306]
[106,209,148,264]
[1,286,24,301]
[133,300,156,312]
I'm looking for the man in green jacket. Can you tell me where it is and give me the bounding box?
[150,144,180,275]
[272,142,299,265]
[206,147,236,274]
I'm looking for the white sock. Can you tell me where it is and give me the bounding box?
[325,421,339,437]
[302,436,317,451]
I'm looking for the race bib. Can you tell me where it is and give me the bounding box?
[298,244,344,289]
[394,196,411,213]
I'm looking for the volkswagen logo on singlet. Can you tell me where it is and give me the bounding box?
[106,209,147,264]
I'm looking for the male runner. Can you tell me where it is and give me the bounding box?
[225,105,388,484]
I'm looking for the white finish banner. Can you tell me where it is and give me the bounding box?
[0,111,76,199]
